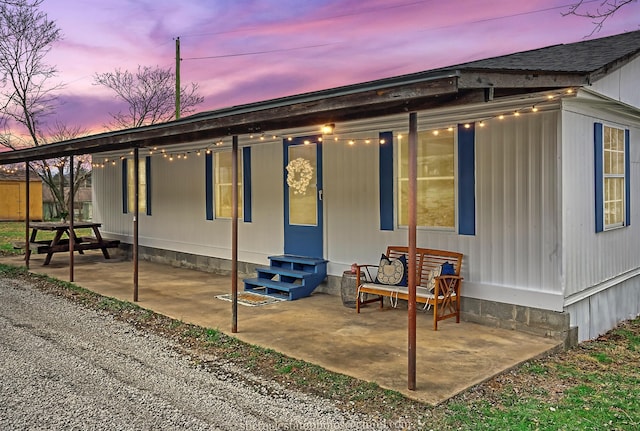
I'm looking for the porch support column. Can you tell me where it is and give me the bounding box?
[231,136,239,333]
[25,162,30,269]
[408,112,418,390]
[133,148,139,302]
[69,155,75,282]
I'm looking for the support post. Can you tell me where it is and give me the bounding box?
[175,37,181,120]
[231,136,238,333]
[25,162,30,269]
[133,148,139,302]
[408,112,418,390]
[69,155,75,282]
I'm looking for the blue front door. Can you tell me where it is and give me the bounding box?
[283,136,323,258]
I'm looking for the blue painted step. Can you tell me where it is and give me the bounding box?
[243,254,328,300]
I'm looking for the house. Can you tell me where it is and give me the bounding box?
[0,170,42,221]
[42,184,93,221]
[1,30,639,345]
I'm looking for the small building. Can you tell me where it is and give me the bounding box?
[42,185,93,221]
[0,170,42,221]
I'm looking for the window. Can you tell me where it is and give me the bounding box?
[595,124,630,231]
[398,129,456,228]
[595,123,630,232]
[603,126,626,227]
[122,157,151,215]
[214,151,243,219]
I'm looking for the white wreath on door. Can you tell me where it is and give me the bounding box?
[286,157,314,195]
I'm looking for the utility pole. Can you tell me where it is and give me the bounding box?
[175,36,181,120]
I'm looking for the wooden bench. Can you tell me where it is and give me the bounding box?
[355,246,463,330]
[27,237,120,258]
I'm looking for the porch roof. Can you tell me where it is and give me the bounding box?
[7,30,640,164]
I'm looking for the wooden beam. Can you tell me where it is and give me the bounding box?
[458,71,587,89]
[0,77,459,164]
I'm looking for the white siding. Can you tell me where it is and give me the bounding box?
[93,144,284,266]
[589,56,640,109]
[561,101,640,298]
[567,275,640,342]
[473,111,560,292]
[459,111,563,310]
[92,108,565,310]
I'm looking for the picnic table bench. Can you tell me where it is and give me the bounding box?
[355,246,463,330]
[27,222,120,266]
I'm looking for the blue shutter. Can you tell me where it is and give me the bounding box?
[625,129,630,226]
[458,124,476,235]
[594,123,604,233]
[205,152,213,220]
[122,159,128,214]
[379,131,394,230]
[243,147,252,222]
[145,156,152,216]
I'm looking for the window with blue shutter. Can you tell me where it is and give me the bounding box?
[122,156,151,215]
[205,148,251,222]
[595,122,630,232]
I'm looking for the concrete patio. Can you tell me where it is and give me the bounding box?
[1,251,561,405]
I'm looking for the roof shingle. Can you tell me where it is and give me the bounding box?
[447,30,640,74]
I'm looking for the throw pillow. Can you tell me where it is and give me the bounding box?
[427,265,442,293]
[441,261,455,275]
[376,254,408,286]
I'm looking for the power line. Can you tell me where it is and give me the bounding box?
[423,0,602,32]
[182,43,336,61]
[177,1,603,62]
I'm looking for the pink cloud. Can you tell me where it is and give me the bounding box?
[26,0,640,135]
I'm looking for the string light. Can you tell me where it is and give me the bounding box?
[86,88,571,165]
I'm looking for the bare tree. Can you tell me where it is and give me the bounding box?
[0,0,89,220]
[94,65,204,130]
[0,0,62,147]
[33,122,91,219]
[565,0,638,35]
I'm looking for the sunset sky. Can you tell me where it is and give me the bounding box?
[38,0,640,134]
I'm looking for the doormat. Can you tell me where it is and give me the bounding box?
[215,292,286,307]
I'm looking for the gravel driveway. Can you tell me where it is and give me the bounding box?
[0,278,402,430]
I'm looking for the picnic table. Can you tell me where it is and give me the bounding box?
[27,222,120,266]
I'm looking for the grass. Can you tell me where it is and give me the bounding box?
[0,222,31,254]
[1,221,640,430]
[441,318,640,431]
